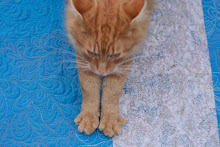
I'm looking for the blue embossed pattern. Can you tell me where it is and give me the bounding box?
[202,0,220,140]
[0,0,112,146]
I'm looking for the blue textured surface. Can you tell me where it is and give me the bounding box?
[202,0,220,140]
[0,0,112,146]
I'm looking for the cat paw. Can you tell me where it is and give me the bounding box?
[98,114,126,137]
[74,112,99,135]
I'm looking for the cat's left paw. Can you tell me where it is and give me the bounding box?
[98,114,126,137]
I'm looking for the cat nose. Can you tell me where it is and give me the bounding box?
[96,69,108,76]
[97,63,107,76]
[98,71,106,76]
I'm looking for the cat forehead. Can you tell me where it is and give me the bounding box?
[81,15,130,53]
[81,1,131,29]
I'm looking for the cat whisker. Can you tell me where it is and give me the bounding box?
[75,54,85,60]
[77,68,92,73]
[62,59,79,63]
[119,65,132,69]
[119,70,130,73]
[119,66,131,70]
[65,63,88,68]
[118,59,133,66]
[119,55,147,66]
[115,71,128,77]
[76,64,90,68]
[77,63,89,67]
[114,67,130,75]
[119,65,137,68]
[64,62,88,66]
[65,65,87,69]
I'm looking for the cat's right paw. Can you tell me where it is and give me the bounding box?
[74,112,99,135]
[99,114,126,137]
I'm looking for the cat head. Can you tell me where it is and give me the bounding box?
[66,0,153,76]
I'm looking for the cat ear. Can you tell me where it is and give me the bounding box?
[71,0,94,15]
[124,0,145,20]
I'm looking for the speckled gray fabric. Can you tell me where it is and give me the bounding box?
[113,0,220,146]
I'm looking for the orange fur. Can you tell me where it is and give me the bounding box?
[66,0,154,137]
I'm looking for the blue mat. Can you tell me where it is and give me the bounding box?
[1,0,220,146]
[202,0,220,140]
[0,0,111,146]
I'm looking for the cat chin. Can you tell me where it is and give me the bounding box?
[90,70,115,77]
[89,66,117,77]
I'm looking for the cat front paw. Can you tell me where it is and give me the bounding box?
[74,111,99,135]
[99,114,126,137]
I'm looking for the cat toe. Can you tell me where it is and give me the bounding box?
[99,115,126,137]
[75,112,99,135]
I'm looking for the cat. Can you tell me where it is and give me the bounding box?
[66,0,154,137]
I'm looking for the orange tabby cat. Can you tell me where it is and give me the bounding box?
[66,0,154,137]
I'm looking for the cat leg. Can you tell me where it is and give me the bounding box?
[74,69,101,135]
[99,63,131,137]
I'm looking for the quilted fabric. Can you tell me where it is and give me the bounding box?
[113,0,220,146]
[203,0,220,137]
[1,0,220,146]
[0,0,111,146]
